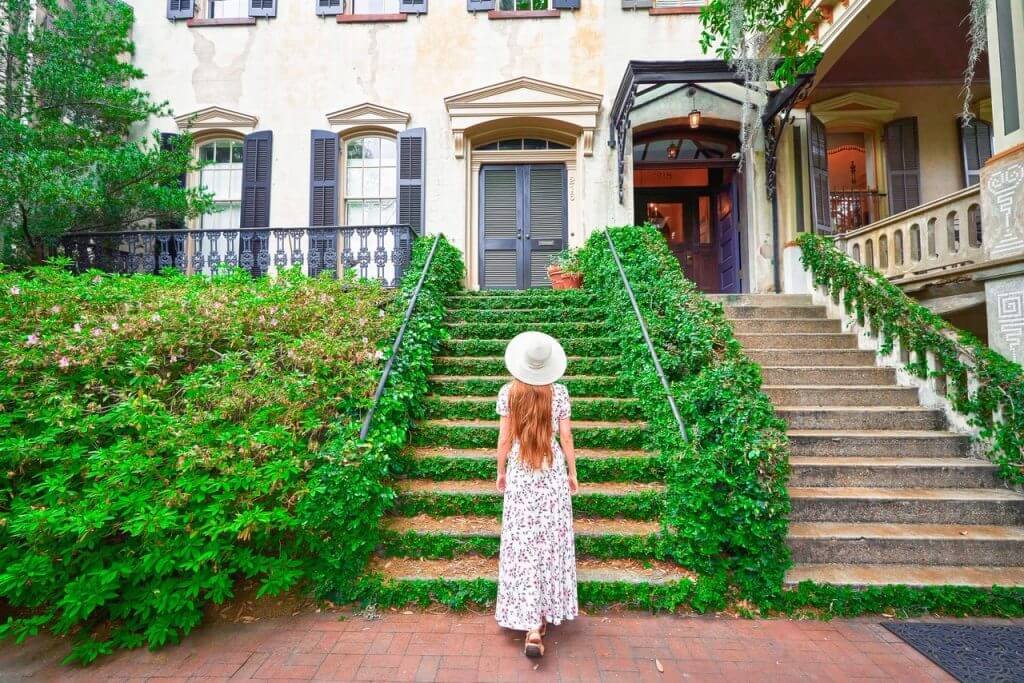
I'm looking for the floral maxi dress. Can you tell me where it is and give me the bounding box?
[495,383,578,631]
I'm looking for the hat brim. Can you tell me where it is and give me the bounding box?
[504,331,568,386]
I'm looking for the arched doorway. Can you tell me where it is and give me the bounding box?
[633,127,743,293]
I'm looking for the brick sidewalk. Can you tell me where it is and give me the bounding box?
[0,611,956,682]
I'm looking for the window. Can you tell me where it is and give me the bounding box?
[475,138,570,151]
[351,0,400,13]
[198,139,243,230]
[345,136,397,225]
[653,0,704,7]
[210,0,248,18]
[498,0,550,10]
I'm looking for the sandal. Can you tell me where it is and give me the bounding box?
[524,628,544,658]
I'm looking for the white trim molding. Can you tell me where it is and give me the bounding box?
[173,106,259,133]
[811,92,900,125]
[325,102,411,135]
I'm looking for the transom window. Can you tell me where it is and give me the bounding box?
[351,0,400,13]
[198,139,243,230]
[345,136,397,225]
[210,0,247,18]
[498,0,551,11]
[475,138,570,151]
[633,132,737,163]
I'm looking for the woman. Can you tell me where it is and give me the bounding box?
[494,331,579,659]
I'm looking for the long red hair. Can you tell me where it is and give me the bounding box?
[508,380,553,470]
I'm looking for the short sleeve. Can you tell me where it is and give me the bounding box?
[496,383,511,417]
[555,384,571,420]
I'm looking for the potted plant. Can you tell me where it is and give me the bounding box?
[547,249,583,290]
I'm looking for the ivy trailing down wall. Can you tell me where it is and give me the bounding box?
[577,226,792,603]
[797,233,1023,486]
[0,237,464,663]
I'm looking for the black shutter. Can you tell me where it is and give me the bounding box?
[553,0,580,8]
[400,0,427,13]
[480,166,520,289]
[960,118,994,187]
[397,128,426,235]
[467,0,494,11]
[885,117,921,215]
[241,131,273,228]
[621,0,653,8]
[807,114,832,234]
[309,131,338,226]
[167,0,194,19]
[316,0,343,15]
[249,0,277,17]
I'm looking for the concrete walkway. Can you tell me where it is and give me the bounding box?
[0,611,961,682]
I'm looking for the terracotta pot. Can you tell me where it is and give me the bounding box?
[548,265,583,290]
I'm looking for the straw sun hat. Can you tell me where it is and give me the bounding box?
[504,331,567,386]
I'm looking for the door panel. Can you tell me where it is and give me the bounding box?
[642,192,722,293]
[480,164,567,289]
[718,181,741,293]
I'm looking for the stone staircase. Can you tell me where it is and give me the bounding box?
[711,293,1024,588]
[374,289,686,587]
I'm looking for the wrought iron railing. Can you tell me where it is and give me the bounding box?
[60,225,416,287]
[829,189,887,233]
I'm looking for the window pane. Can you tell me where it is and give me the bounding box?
[346,200,365,225]
[211,0,247,18]
[347,168,363,197]
[498,139,523,151]
[380,167,396,197]
[215,143,230,164]
[523,138,546,150]
[380,199,396,224]
[698,196,712,245]
[231,142,243,163]
[380,138,396,164]
[364,167,380,197]
[347,139,364,168]
[364,200,381,224]
[363,137,380,164]
[201,144,215,163]
[353,0,400,13]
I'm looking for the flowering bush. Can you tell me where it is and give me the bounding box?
[0,264,399,662]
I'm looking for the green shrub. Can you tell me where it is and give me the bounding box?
[577,226,791,602]
[797,233,1023,485]
[0,236,464,663]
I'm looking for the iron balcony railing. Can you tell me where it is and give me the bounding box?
[60,225,417,287]
[829,190,887,234]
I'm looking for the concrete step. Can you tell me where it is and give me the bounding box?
[385,515,660,538]
[396,479,664,497]
[409,447,656,461]
[423,395,642,421]
[731,318,841,333]
[789,487,1024,525]
[746,349,878,366]
[785,563,1024,587]
[707,294,813,306]
[372,557,690,585]
[761,366,896,386]
[777,407,947,431]
[788,523,1024,567]
[788,430,970,457]
[736,333,860,350]
[446,307,606,323]
[765,385,920,407]
[790,456,1002,488]
[723,305,828,320]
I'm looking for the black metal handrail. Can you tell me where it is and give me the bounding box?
[603,230,689,443]
[359,234,442,441]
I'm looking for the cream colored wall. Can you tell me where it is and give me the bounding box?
[125,1,729,286]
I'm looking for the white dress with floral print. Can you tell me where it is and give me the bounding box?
[495,382,578,631]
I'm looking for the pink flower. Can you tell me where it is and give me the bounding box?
[73,323,82,333]
[270,318,278,327]
[92,276,102,284]
[374,350,385,361]
[25,334,39,347]
[91,327,102,337]
[58,357,70,369]
[110,322,119,331]
[50,305,61,314]
[361,337,369,345]
[9,286,20,296]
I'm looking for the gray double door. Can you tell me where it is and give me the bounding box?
[479,164,568,289]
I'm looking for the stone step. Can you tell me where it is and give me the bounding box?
[790,457,1002,488]
[423,395,642,422]
[723,305,828,320]
[412,419,646,450]
[446,292,597,310]
[396,479,662,497]
[777,407,947,431]
[442,337,619,358]
[372,557,690,585]
[789,487,1024,525]
[785,563,1024,587]
[761,366,896,386]
[765,385,920,407]
[731,318,841,333]
[788,430,970,458]
[444,321,607,339]
[404,446,662,482]
[745,349,879,366]
[427,375,627,398]
[736,333,860,350]
[446,307,606,323]
[706,294,813,306]
[788,523,1024,567]
[409,447,656,461]
[385,515,660,538]
[432,355,619,377]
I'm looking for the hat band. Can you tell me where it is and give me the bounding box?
[527,358,546,370]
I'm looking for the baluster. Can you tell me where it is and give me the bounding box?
[274,229,288,268]
[173,232,187,273]
[224,230,238,269]
[256,230,271,277]
[357,227,371,280]
[373,226,388,284]
[325,228,338,278]
[143,234,157,274]
[290,229,304,269]
[926,350,947,397]
[208,231,223,273]
[342,228,356,277]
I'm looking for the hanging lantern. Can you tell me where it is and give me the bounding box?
[689,109,702,129]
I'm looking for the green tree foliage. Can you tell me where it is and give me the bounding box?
[0,0,211,262]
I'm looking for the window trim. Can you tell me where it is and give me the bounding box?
[185,0,273,26]
[487,9,559,19]
[340,133,399,227]
[191,133,247,231]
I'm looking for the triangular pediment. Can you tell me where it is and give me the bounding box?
[174,106,259,131]
[446,77,602,109]
[813,92,899,123]
[326,102,411,127]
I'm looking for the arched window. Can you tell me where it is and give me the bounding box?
[198,138,243,230]
[475,138,570,151]
[345,136,397,225]
[633,130,738,163]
